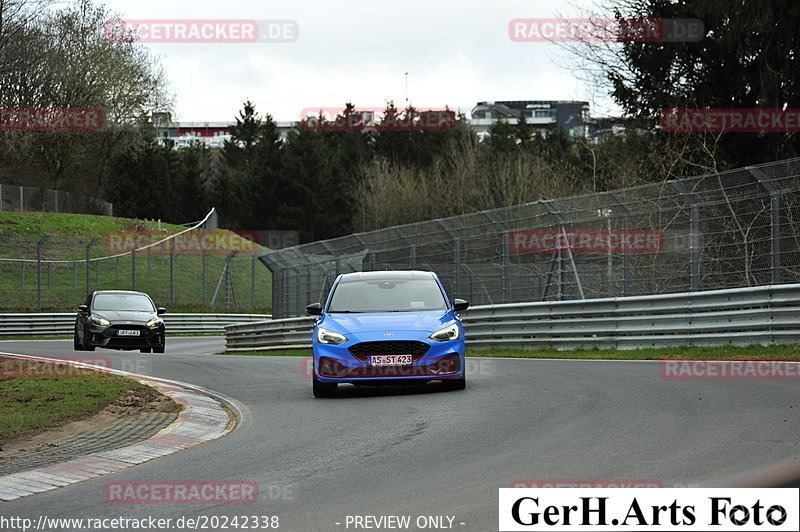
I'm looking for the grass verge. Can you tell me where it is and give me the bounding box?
[0,356,160,443]
[212,344,800,360]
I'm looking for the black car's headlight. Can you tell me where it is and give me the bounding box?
[146,319,162,328]
[429,323,460,342]
[317,327,347,345]
[92,317,110,326]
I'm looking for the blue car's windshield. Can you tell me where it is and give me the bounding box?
[328,279,447,313]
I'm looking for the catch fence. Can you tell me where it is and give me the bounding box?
[262,158,800,318]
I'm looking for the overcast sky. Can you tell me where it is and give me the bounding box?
[103,0,617,123]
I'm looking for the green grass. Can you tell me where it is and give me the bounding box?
[0,356,160,443]
[0,212,273,313]
[213,344,800,360]
[0,211,183,236]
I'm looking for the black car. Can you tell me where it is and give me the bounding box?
[74,290,166,353]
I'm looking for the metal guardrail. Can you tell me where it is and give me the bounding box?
[224,284,800,351]
[0,313,271,337]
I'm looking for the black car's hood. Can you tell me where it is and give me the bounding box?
[92,310,157,324]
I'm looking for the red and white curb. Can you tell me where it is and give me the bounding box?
[0,354,236,502]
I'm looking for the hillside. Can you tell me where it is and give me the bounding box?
[0,212,272,313]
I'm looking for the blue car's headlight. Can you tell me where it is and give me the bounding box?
[429,323,460,342]
[92,317,110,326]
[317,327,347,345]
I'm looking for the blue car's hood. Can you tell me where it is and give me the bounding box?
[321,310,453,334]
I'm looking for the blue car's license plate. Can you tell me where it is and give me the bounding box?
[368,355,412,366]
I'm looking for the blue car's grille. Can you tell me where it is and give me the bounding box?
[348,341,430,362]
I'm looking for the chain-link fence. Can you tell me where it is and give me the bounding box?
[0,231,271,312]
[262,157,800,318]
[0,184,113,215]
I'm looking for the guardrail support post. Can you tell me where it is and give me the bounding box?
[747,166,781,284]
[671,181,700,291]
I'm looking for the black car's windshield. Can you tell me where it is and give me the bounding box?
[92,294,155,312]
[328,279,447,313]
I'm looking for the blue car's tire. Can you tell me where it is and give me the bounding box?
[313,378,337,398]
[442,377,466,391]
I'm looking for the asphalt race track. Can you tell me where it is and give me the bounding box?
[1,337,799,530]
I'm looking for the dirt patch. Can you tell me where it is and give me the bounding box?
[0,385,183,453]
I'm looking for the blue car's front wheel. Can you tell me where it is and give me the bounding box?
[313,377,337,398]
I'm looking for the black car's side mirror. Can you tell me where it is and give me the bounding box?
[78,304,89,313]
[157,307,167,315]
[306,303,323,316]
[453,298,469,312]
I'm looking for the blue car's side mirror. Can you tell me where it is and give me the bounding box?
[306,303,323,315]
[453,299,469,312]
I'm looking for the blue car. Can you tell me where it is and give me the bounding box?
[306,270,469,397]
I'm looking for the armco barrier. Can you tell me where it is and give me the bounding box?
[0,313,271,337]
[224,284,800,351]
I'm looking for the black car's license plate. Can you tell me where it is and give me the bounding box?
[116,330,140,336]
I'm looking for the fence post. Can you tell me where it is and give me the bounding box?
[19,186,23,212]
[251,255,256,308]
[604,192,631,296]
[36,236,48,309]
[85,238,98,295]
[131,244,137,290]
[454,238,461,297]
[541,198,585,300]
[747,166,781,284]
[502,231,510,301]
[201,250,207,304]
[671,181,700,291]
[169,244,175,305]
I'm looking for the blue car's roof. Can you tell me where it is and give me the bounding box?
[337,270,437,283]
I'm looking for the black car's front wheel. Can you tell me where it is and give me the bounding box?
[82,327,96,351]
[313,378,337,398]
[73,330,83,351]
[153,343,165,354]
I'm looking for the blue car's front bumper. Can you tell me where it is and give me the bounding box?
[313,330,465,384]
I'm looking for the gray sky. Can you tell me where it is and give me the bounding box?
[103,0,617,123]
